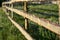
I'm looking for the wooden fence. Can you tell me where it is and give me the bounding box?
[2,0,60,40]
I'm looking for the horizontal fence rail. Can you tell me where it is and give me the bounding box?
[2,0,60,40]
[2,0,57,4]
[4,6,60,35]
[3,8,34,40]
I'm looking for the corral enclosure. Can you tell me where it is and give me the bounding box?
[2,0,60,40]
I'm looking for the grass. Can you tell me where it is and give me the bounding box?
[0,8,26,40]
[12,12,59,40]
[0,3,60,40]
[14,3,59,23]
[13,3,59,40]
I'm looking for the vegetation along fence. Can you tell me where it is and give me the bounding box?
[2,0,60,40]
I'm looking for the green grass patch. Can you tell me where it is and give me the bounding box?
[0,8,26,40]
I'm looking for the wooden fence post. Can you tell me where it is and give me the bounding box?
[11,3,13,18]
[58,1,60,39]
[24,1,28,30]
[57,0,60,40]
[9,3,14,32]
[58,1,60,25]
[5,4,7,14]
[6,4,10,16]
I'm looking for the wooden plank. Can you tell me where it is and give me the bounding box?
[3,8,33,40]
[2,2,12,4]
[24,2,28,30]
[11,4,13,18]
[11,0,36,1]
[2,0,57,4]
[58,1,60,24]
[57,0,60,39]
[10,0,58,1]
[8,16,33,40]
[2,0,43,4]
[25,18,28,30]
[4,6,60,35]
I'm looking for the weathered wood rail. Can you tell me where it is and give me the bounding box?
[2,0,57,4]
[2,0,60,40]
[4,6,60,35]
[3,6,34,40]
